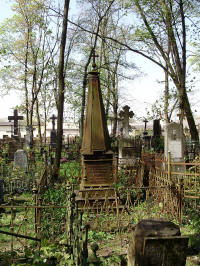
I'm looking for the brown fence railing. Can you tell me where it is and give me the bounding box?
[143,153,200,222]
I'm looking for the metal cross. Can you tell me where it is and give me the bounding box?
[91,48,99,69]
[50,114,57,130]
[8,109,23,135]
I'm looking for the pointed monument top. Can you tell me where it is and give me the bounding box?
[81,57,111,155]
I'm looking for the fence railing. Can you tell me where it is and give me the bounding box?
[0,188,89,265]
[141,152,200,222]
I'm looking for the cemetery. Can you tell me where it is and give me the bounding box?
[0,53,200,265]
[0,1,200,266]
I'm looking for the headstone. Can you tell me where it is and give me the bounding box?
[143,119,148,136]
[127,219,189,266]
[50,131,57,148]
[14,149,28,170]
[119,105,134,138]
[151,119,163,152]
[77,49,115,204]
[164,122,184,162]
[8,140,22,160]
[8,109,23,136]
[50,114,57,148]
[50,114,57,131]
[118,106,136,166]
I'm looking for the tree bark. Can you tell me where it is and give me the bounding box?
[52,0,70,183]
[35,97,42,146]
[134,0,199,141]
[24,28,30,127]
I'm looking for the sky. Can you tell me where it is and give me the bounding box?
[0,0,199,123]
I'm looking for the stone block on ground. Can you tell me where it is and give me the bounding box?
[127,219,189,266]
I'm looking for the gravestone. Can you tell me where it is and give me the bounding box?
[142,119,151,150]
[143,119,148,136]
[164,122,184,162]
[119,105,134,138]
[151,119,163,152]
[50,114,57,148]
[76,49,115,205]
[8,109,23,136]
[14,149,28,170]
[127,219,189,266]
[118,106,136,166]
[8,140,23,160]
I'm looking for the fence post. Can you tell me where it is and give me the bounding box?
[178,178,183,224]
[10,193,14,263]
[168,152,171,180]
[114,154,118,184]
[37,195,42,243]
[32,184,38,235]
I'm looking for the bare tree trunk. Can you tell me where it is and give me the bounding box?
[164,68,170,124]
[52,0,70,183]
[24,28,30,126]
[35,98,42,145]
[44,101,47,145]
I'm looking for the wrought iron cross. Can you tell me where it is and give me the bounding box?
[50,114,57,130]
[91,48,99,69]
[8,109,23,135]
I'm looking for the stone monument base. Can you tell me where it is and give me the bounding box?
[75,184,119,211]
[127,219,189,266]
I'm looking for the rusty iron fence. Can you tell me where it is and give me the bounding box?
[0,187,89,265]
[140,152,200,223]
[1,153,200,263]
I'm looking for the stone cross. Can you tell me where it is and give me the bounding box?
[119,105,134,138]
[143,119,148,135]
[91,49,99,69]
[50,114,57,130]
[8,109,23,136]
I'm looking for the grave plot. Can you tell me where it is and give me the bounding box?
[0,148,200,265]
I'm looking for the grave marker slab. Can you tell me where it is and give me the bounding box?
[128,219,188,266]
[8,140,22,160]
[164,122,184,162]
[14,149,28,170]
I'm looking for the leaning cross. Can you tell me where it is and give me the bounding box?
[91,49,99,69]
[50,114,57,130]
[119,105,134,137]
[8,109,23,135]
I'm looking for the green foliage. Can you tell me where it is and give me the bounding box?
[60,161,81,185]
[188,214,200,250]
[88,230,114,242]
[17,241,73,265]
[41,186,67,239]
[101,254,126,266]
